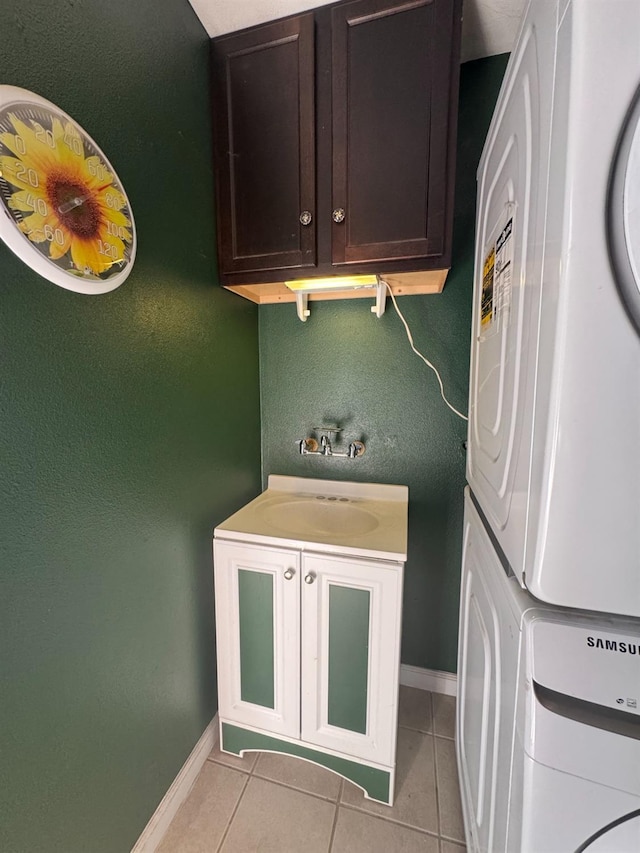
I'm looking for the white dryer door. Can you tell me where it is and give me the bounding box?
[608,85,640,335]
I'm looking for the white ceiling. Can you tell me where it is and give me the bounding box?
[188,0,526,63]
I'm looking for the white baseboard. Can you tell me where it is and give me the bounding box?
[400,664,457,697]
[131,715,219,853]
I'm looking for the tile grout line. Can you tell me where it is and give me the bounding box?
[212,754,434,818]
[207,749,259,774]
[336,802,441,840]
[327,781,344,852]
[217,765,343,804]
[433,735,466,848]
[213,766,445,842]
[206,747,256,767]
[431,692,443,842]
[251,772,342,803]
[214,771,251,853]
[434,729,466,846]
[207,694,460,847]
[440,832,467,845]
[397,724,437,735]
[211,752,359,808]
[206,756,251,770]
[434,735,456,744]
[396,724,453,740]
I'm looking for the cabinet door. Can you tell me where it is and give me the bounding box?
[211,15,316,276]
[214,541,300,738]
[300,553,403,765]
[331,0,461,268]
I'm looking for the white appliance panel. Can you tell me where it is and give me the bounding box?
[457,553,499,852]
[513,610,640,851]
[457,491,528,853]
[457,492,640,852]
[524,0,640,616]
[524,692,640,800]
[519,756,640,853]
[467,0,557,579]
[468,0,640,616]
[530,619,640,718]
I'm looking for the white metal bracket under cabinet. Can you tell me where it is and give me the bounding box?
[213,539,404,805]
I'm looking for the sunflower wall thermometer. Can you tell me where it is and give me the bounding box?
[0,86,135,293]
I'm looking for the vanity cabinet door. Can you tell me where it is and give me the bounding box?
[214,541,301,738]
[300,553,403,764]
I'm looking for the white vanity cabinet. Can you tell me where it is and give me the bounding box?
[214,474,409,805]
[212,475,408,805]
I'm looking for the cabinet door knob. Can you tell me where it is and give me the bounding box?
[332,208,345,224]
[299,210,313,226]
[284,569,295,580]
[304,573,316,585]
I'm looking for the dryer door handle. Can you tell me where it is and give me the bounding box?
[607,82,640,336]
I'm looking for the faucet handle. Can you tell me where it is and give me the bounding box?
[348,440,366,458]
[297,437,319,455]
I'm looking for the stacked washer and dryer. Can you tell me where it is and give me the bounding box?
[457,1,640,851]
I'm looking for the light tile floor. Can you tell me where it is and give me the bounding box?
[157,688,466,853]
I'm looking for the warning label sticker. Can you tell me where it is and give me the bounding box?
[481,246,495,329]
[480,214,514,337]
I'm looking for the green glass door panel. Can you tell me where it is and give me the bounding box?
[238,569,274,708]
[327,584,370,733]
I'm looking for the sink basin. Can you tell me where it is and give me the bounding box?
[215,475,408,561]
[260,499,379,537]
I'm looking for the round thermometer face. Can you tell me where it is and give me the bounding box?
[0,86,136,293]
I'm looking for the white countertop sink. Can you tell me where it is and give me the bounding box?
[215,475,408,561]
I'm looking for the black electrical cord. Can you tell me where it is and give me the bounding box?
[575,808,640,852]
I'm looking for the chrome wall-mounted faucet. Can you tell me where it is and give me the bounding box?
[296,426,366,459]
[320,434,332,455]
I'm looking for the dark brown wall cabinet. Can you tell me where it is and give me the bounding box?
[211,0,462,304]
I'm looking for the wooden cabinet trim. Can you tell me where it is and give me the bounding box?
[223,268,448,304]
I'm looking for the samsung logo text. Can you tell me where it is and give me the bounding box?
[587,636,638,655]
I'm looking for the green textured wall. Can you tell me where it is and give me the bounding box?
[0,3,261,852]
[260,55,508,673]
